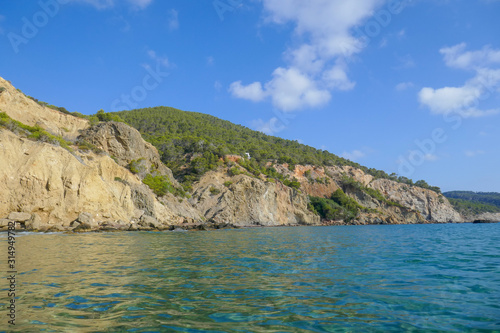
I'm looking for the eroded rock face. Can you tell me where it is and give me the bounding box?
[0,77,89,140]
[0,129,203,230]
[79,121,178,185]
[369,179,462,222]
[190,170,321,227]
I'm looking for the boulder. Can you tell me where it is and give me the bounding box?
[25,213,42,231]
[8,212,31,222]
[76,212,98,229]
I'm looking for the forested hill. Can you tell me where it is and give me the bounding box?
[110,106,440,191]
[444,191,500,210]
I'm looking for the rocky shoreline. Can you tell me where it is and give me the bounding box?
[3,210,490,234]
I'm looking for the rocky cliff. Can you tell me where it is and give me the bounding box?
[0,78,320,231]
[274,164,462,224]
[0,77,475,231]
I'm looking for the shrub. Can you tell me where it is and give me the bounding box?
[228,167,242,176]
[209,187,221,195]
[223,181,233,187]
[142,174,174,197]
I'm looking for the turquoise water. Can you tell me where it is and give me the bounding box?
[1,224,499,332]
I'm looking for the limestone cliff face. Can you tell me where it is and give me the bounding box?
[79,121,178,186]
[369,179,462,222]
[0,77,89,140]
[0,77,468,230]
[274,163,462,224]
[189,170,321,227]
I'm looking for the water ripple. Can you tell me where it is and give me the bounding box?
[0,224,499,332]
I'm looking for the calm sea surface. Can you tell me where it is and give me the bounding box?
[1,224,499,332]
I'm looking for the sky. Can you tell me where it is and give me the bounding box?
[0,0,499,192]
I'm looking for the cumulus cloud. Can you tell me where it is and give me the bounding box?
[230,0,382,111]
[230,81,266,102]
[419,43,500,117]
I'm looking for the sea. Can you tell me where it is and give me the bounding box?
[1,223,499,332]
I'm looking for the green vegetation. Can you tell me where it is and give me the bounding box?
[95,109,124,123]
[309,189,364,222]
[447,198,500,215]
[142,174,174,197]
[0,87,6,93]
[109,107,434,189]
[209,187,221,195]
[444,191,500,215]
[444,191,500,209]
[128,158,146,174]
[0,111,72,152]
[223,181,233,187]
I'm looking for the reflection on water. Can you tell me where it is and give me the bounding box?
[1,224,499,332]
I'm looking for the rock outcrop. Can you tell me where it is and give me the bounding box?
[0,77,89,140]
[0,77,473,231]
[79,121,178,185]
[190,170,320,227]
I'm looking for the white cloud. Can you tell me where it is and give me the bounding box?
[342,149,365,162]
[251,117,284,135]
[230,0,382,111]
[465,150,485,158]
[440,43,500,70]
[265,67,331,111]
[229,81,266,102]
[167,9,179,31]
[424,154,438,161]
[419,43,500,118]
[395,81,414,91]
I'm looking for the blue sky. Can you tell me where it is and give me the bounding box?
[1,0,499,192]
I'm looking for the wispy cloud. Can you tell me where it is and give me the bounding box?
[419,43,500,118]
[251,117,283,135]
[341,149,365,162]
[145,49,171,68]
[394,54,415,70]
[167,9,179,31]
[395,81,414,91]
[66,0,153,10]
[0,15,5,35]
[464,150,485,158]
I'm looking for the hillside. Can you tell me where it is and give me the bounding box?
[443,191,500,217]
[111,107,441,193]
[0,77,469,230]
